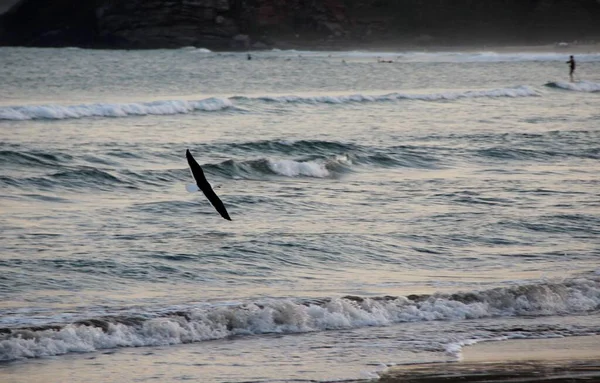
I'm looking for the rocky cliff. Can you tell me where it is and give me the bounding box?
[1,0,599,49]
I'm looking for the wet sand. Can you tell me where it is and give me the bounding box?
[378,335,600,382]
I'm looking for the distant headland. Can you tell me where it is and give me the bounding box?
[1,0,600,50]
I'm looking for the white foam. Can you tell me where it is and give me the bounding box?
[445,339,479,359]
[548,80,600,92]
[0,108,28,120]
[445,337,510,360]
[267,159,330,178]
[398,86,538,100]
[189,48,212,53]
[1,277,599,361]
[258,86,539,105]
[0,97,232,121]
[180,47,212,53]
[0,86,540,121]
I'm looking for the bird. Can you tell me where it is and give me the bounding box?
[185,149,231,221]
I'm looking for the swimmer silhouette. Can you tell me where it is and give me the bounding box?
[186,149,231,221]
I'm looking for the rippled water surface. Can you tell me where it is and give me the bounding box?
[1,47,599,382]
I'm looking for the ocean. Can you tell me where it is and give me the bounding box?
[0,47,599,383]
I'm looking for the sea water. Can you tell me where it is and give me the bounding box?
[0,47,599,382]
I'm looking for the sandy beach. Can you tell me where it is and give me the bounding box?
[378,335,600,382]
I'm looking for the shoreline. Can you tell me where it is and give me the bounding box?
[378,335,600,382]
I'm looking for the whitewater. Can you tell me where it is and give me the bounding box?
[0,86,542,121]
[0,47,599,383]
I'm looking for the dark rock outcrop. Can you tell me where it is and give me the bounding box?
[1,0,600,49]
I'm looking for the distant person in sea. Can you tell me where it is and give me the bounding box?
[247,53,252,61]
[567,55,576,82]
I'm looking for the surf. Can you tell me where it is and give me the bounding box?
[1,275,598,361]
[0,86,539,121]
[545,80,600,92]
[0,97,233,121]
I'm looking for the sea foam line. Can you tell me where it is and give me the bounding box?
[254,86,538,104]
[545,80,600,93]
[1,276,598,361]
[0,97,233,121]
[0,86,538,121]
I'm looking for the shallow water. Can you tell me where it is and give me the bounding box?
[0,47,599,382]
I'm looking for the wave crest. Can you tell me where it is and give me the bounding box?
[241,86,538,105]
[0,87,539,121]
[0,97,233,121]
[545,81,600,93]
[0,150,71,167]
[1,276,598,361]
[205,156,350,179]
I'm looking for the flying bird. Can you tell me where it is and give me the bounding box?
[186,149,231,221]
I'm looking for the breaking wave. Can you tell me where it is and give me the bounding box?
[202,144,438,179]
[0,140,441,190]
[204,156,351,179]
[0,97,233,121]
[545,80,600,93]
[0,86,538,121]
[179,46,212,53]
[237,86,538,104]
[6,132,595,190]
[1,276,598,361]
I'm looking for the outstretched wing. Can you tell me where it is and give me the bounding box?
[186,149,232,221]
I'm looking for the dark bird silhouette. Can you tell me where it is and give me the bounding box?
[186,149,231,221]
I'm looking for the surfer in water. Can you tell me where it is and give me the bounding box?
[567,55,576,82]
